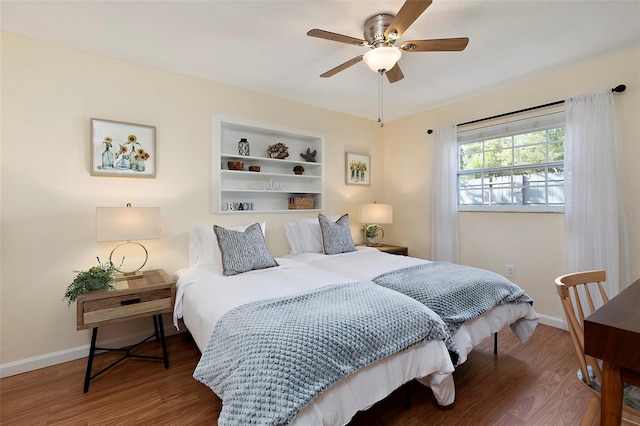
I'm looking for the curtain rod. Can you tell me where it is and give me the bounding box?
[426,84,626,134]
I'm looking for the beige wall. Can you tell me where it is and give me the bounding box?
[2,31,639,372]
[383,47,640,324]
[0,32,384,367]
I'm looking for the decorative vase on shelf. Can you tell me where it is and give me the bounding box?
[238,138,250,156]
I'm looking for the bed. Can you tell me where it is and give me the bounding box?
[173,223,456,425]
[283,215,539,366]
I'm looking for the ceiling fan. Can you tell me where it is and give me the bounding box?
[307,0,469,83]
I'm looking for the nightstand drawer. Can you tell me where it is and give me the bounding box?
[81,288,172,327]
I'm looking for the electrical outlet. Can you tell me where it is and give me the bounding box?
[506,265,515,278]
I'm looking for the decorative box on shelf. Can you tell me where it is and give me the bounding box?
[288,197,314,210]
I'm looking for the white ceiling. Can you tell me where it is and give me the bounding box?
[2,1,639,122]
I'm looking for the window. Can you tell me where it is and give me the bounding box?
[457,112,565,212]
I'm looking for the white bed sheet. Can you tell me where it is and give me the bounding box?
[173,258,456,425]
[284,247,539,365]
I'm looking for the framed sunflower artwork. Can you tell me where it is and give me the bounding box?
[90,118,156,178]
[345,152,370,186]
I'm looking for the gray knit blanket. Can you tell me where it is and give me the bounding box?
[194,281,453,425]
[373,262,533,338]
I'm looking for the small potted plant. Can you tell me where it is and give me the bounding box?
[63,258,118,306]
[293,165,305,175]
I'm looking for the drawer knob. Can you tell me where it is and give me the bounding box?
[120,298,141,306]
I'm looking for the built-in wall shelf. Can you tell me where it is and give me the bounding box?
[212,115,324,213]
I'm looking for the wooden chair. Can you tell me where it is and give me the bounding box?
[555,270,640,426]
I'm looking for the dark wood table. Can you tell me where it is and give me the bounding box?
[584,278,640,425]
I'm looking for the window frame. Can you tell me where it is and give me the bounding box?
[456,111,565,213]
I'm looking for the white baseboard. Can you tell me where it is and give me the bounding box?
[0,326,182,379]
[1,315,567,379]
[537,313,567,330]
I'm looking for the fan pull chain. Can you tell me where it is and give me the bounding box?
[377,70,384,128]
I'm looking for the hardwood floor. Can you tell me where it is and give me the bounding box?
[0,324,598,425]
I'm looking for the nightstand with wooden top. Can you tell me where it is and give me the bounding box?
[76,268,175,392]
[358,244,409,256]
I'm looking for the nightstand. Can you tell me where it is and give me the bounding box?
[358,244,409,256]
[76,269,176,392]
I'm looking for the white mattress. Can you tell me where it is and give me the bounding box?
[284,247,539,365]
[173,258,456,425]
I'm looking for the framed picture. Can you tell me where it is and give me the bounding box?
[90,118,156,178]
[345,152,370,186]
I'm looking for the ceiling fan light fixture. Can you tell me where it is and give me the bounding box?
[363,46,402,72]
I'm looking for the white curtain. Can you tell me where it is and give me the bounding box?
[565,90,630,297]
[431,125,459,263]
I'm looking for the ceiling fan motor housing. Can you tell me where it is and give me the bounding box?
[364,14,395,46]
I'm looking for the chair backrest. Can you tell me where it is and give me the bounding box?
[555,270,609,387]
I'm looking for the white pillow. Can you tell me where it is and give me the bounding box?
[189,222,266,266]
[283,222,303,254]
[295,218,323,253]
[287,215,340,254]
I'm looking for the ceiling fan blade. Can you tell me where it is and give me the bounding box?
[320,55,364,78]
[384,0,432,39]
[307,29,367,46]
[386,64,404,83]
[401,37,469,52]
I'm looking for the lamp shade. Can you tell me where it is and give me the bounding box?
[361,203,393,224]
[96,206,161,242]
[363,46,402,72]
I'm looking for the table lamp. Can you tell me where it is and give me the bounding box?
[96,203,161,279]
[360,202,393,246]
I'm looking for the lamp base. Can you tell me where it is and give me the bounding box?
[109,241,149,279]
[364,227,384,246]
[113,271,145,282]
